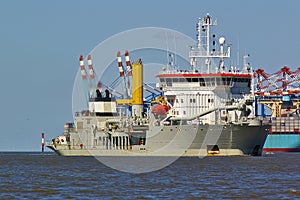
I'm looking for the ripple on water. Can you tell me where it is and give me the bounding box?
[0,153,299,199]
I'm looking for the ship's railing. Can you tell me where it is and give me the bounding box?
[52,141,138,151]
[74,111,97,117]
[162,86,218,91]
[74,111,121,118]
[158,69,192,74]
[189,49,230,58]
[158,69,252,76]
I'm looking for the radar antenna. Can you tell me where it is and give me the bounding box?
[189,14,231,73]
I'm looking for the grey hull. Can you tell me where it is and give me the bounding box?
[47,123,269,157]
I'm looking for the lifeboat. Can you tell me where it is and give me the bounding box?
[152,104,169,115]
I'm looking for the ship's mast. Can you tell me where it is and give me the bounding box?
[190,14,231,73]
[243,54,250,72]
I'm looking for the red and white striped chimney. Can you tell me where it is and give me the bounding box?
[79,55,87,80]
[117,51,124,77]
[87,55,95,80]
[125,50,132,76]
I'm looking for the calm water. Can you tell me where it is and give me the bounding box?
[0,152,299,199]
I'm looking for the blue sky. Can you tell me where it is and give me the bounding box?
[0,0,299,151]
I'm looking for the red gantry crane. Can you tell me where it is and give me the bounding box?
[254,66,300,117]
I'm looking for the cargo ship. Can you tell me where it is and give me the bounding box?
[264,117,300,152]
[255,68,300,152]
[46,14,269,156]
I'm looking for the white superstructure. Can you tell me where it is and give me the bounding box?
[157,14,253,125]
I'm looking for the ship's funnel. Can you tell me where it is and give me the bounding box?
[131,59,143,117]
[116,58,144,118]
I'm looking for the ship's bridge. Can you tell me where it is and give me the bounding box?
[156,71,252,94]
[155,70,253,123]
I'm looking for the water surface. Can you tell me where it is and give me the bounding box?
[0,152,299,199]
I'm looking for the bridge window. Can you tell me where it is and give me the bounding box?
[216,78,221,85]
[179,78,185,82]
[222,78,231,85]
[199,78,205,86]
[192,78,198,82]
[166,78,172,86]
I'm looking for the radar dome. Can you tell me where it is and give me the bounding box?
[219,37,225,45]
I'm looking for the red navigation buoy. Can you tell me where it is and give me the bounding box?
[41,133,45,153]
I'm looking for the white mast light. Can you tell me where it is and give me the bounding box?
[219,37,225,45]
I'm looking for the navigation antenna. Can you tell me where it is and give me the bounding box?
[168,53,174,68]
[243,54,250,72]
[165,31,178,70]
[189,14,231,73]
